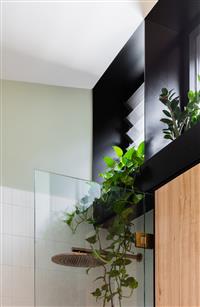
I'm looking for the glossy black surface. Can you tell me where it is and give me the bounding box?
[146,0,200,33]
[93,193,154,226]
[92,0,200,223]
[93,23,144,182]
[136,122,200,192]
[145,0,200,160]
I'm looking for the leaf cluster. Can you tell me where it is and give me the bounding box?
[100,142,144,193]
[85,203,140,307]
[159,76,200,141]
[185,85,200,129]
[64,142,145,307]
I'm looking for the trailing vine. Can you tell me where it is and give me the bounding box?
[64,142,145,307]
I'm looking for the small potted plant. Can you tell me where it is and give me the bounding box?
[159,76,200,141]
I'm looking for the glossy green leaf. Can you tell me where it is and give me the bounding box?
[108,270,120,277]
[164,135,174,140]
[169,91,176,100]
[162,110,171,117]
[170,99,179,110]
[137,141,145,156]
[125,277,138,289]
[160,118,173,125]
[112,146,123,157]
[132,193,144,204]
[91,288,102,298]
[121,207,133,220]
[65,212,75,226]
[103,156,115,168]
[188,90,195,101]
[123,147,135,160]
[113,201,126,214]
[86,234,97,244]
[161,88,168,95]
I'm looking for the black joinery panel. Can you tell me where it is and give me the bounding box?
[145,0,200,34]
[136,122,200,192]
[145,0,200,161]
[190,24,200,91]
[145,20,182,160]
[93,0,200,187]
[93,23,145,182]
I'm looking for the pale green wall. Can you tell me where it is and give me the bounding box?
[1,80,92,191]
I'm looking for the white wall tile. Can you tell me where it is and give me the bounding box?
[35,268,90,307]
[13,296,34,307]
[2,187,34,208]
[0,296,34,307]
[0,188,35,306]
[1,204,34,237]
[1,235,34,267]
[1,265,34,300]
[0,296,13,307]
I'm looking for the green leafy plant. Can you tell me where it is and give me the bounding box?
[64,142,145,307]
[159,76,200,140]
[100,143,144,192]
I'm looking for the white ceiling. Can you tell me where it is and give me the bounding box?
[2,1,157,89]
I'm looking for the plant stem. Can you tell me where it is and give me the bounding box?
[97,229,102,250]
[108,275,114,307]
[92,249,108,264]
[103,266,107,307]
[167,102,180,138]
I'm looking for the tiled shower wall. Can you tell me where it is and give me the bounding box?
[0,186,35,306]
[0,185,153,307]
[0,185,101,307]
[34,170,148,307]
[0,184,101,307]
[34,171,103,307]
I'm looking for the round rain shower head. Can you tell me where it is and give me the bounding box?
[51,247,142,268]
[51,252,103,268]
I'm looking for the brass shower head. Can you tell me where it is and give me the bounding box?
[52,252,103,267]
[52,247,104,267]
[51,247,142,268]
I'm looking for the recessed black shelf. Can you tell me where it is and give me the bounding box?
[94,123,200,225]
[136,122,200,192]
[93,194,154,226]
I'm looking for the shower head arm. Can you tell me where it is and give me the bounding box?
[71,247,142,262]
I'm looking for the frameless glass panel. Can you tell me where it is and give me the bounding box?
[34,170,153,307]
[144,202,154,307]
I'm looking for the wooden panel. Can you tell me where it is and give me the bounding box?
[155,164,200,307]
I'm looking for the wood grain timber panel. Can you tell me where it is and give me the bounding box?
[155,163,200,307]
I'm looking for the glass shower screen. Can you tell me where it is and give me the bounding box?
[34,170,153,307]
